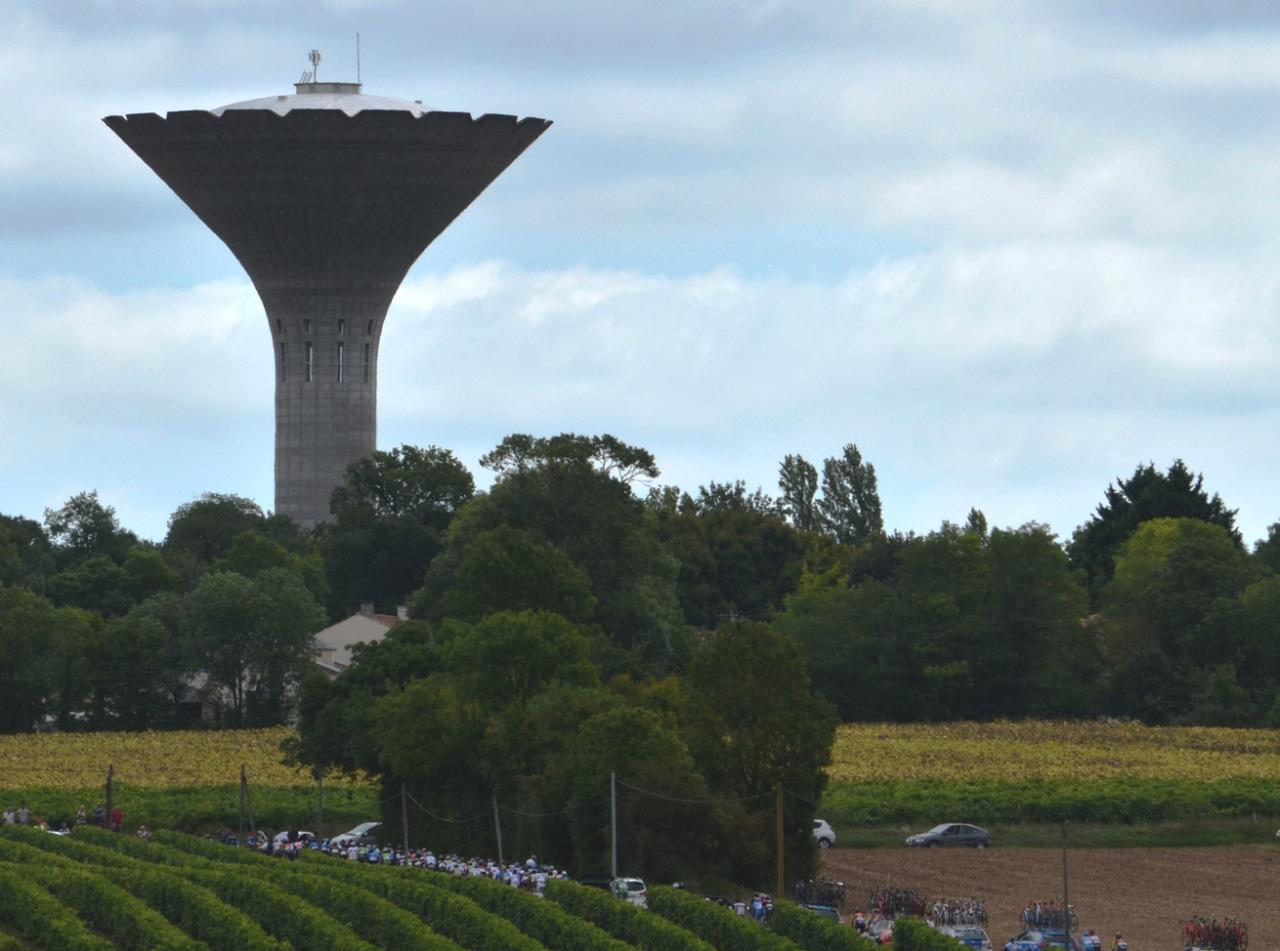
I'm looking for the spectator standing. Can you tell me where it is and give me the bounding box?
[16,803,30,825]
[110,806,123,832]
[1,807,13,825]
[75,804,86,826]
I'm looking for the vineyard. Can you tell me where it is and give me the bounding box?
[0,728,374,831]
[0,825,961,951]
[4,721,1280,835]
[824,721,1280,826]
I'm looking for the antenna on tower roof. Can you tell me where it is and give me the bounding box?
[308,49,322,83]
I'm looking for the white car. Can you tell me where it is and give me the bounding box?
[610,877,647,907]
[330,821,381,849]
[272,830,314,849]
[813,818,836,848]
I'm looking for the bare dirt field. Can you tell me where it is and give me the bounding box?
[823,846,1278,950]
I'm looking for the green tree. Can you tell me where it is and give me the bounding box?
[438,527,595,623]
[182,568,325,724]
[778,454,820,532]
[43,491,137,568]
[165,493,269,564]
[816,444,884,545]
[48,555,133,617]
[684,620,836,885]
[122,546,181,602]
[0,585,94,730]
[0,516,55,592]
[1100,518,1257,722]
[1253,521,1280,575]
[422,434,686,675]
[325,445,474,618]
[1068,459,1240,603]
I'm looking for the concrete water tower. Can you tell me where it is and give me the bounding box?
[105,59,550,527]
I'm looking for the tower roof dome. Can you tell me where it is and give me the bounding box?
[213,81,429,117]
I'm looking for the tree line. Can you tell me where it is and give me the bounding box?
[3,434,1278,881]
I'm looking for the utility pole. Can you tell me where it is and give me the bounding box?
[610,772,618,879]
[239,764,247,844]
[1061,822,1071,945]
[493,794,504,866]
[401,782,410,856]
[105,764,114,832]
[775,784,785,899]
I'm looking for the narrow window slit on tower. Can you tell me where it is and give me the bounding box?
[275,319,283,334]
[338,319,346,335]
[305,342,313,382]
[337,342,344,382]
[279,342,287,381]
[363,343,370,382]
[366,319,373,336]
[304,319,311,335]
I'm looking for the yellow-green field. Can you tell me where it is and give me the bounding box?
[830,721,1280,783]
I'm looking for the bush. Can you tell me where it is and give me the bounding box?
[0,863,114,951]
[646,886,802,951]
[545,879,716,951]
[891,917,966,950]
[264,868,456,951]
[285,857,543,951]
[767,901,866,951]
[429,871,635,951]
[112,867,287,951]
[182,866,374,951]
[28,865,204,951]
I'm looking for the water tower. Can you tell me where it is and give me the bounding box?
[105,58,550,527]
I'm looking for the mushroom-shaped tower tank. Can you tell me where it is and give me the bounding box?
[104,80,551,528]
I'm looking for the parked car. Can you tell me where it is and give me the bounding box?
[813,817,836,848]
[330,821,381,849]
[905,823,990,848]
[609,877,647,907]
[941,925,993,949]
[1004,930,1081,951]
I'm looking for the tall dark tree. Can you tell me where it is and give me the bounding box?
[778,454,820,532]
[816,443,884,545]
[325,445,474,617]
[1253,521,1280,575]
[165,493,268,564]
[1068,459,1240,604]
[0,516,55,592]
[43,491,137,568]
[422,434,685,675]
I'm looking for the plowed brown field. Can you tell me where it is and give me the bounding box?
[823,846,1279,949]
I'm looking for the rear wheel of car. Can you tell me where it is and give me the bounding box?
[975,842,987,849]
[928,841,940,848]
[819,838,831,848]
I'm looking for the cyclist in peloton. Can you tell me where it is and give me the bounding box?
[1111,933,1128,951]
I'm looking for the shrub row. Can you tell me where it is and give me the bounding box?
[822,776,1280,826]
[183,866,375,951]
[427,872,636,951]
[111,867,287,951]
[766,901,867,951]
[265,869,458,951]
[646,886,802,951]
[152,829,276,866]
[0,862,114,951]
[891,917,966,950]
[0,824,136,868]
[28,865,205,951]
[0,933,28,951]
[544,879,716,951]
[289,857,543,951]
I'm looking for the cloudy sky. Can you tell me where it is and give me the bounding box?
[3,0,1278,545]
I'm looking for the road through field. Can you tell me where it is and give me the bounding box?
[823,846,1278,950]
